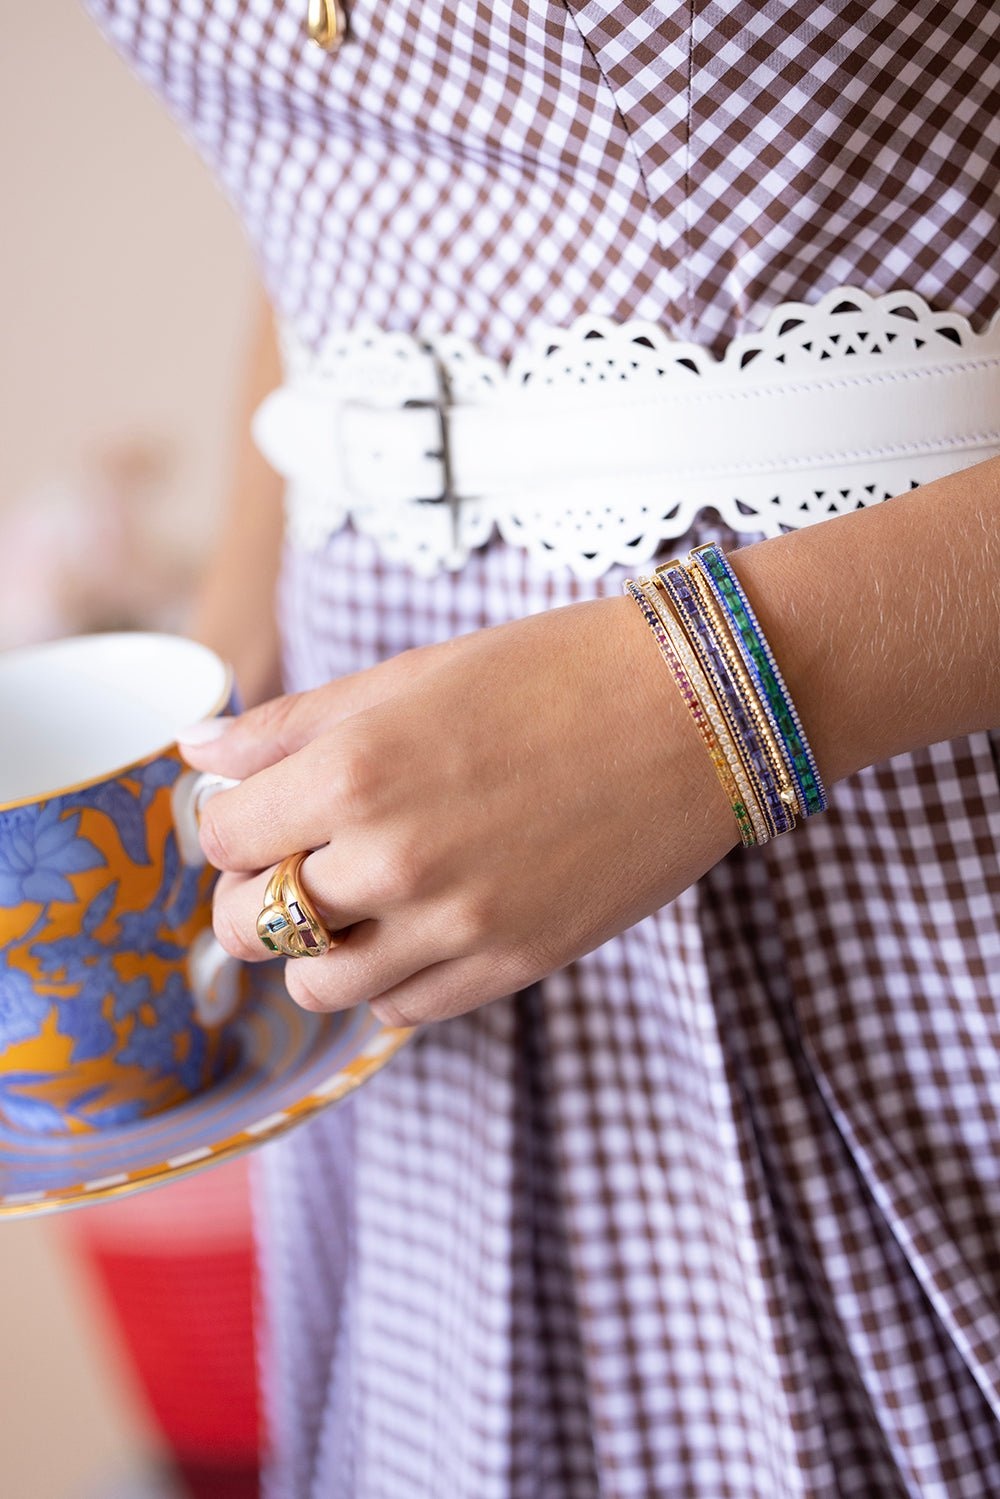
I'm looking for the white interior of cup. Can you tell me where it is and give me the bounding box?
[0,633,230,806]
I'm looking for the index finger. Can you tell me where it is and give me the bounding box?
[178,658,396,780]
[195,729,349,872]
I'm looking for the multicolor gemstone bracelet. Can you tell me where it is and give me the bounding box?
[653,561,797,838]
[682,562,801,822]
[624,545,826,847]
[627,579,764,846]
[689,543,828,817]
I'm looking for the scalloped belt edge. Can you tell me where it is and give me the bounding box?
[251,287,1000,579]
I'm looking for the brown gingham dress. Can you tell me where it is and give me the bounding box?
[85,3,1000,1494]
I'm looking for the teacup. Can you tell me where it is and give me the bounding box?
[0,632,242,1134]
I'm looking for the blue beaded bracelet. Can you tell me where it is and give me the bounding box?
[689,543,828,817]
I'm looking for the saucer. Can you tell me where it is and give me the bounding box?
[0,965,413,1218]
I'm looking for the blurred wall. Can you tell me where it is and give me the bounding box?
[0,0,257,527]
[0,3,258,1495]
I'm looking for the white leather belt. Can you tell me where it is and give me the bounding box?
[252,287,1000,580]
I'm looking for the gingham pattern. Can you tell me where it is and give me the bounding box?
[263,535,1000,1499]
[82,3,1000,1495]
[82,0,1000,360]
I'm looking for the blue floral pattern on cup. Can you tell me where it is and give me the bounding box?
[0,750,231,1133]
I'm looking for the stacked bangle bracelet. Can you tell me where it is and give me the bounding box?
[624,543,827,847]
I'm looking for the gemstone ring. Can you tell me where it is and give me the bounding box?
[256,852,338,958]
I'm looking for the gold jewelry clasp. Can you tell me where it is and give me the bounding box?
[307,0,347,52]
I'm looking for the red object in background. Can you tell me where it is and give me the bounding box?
[69,1160,263,1492]
[88,1240,259,1460]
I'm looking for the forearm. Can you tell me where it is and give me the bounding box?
[189,286,285,706]
[731,456,1000,787]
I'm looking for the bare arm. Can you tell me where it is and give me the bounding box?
[188,286,285,706]
[734,455,1000,785]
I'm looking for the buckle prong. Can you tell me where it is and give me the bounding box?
[404,354,461,557]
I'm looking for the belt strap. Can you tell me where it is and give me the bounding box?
[252,290,1000,578]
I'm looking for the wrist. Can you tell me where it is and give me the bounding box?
[610,592,743,861]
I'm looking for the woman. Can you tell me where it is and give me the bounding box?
[87,2,1000,1495]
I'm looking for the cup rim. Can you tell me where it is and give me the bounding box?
[0,632,233,813]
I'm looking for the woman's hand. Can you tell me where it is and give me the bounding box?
[180,595,739,1027]
[180,451,1000,1028]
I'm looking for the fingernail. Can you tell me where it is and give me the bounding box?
[178,717,233,745]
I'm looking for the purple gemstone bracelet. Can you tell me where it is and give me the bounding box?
[654,563,796,838]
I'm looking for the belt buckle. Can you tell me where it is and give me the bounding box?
[403,353,461,553]
[404,395,455,506]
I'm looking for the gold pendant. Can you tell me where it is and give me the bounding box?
[307,0,347,51]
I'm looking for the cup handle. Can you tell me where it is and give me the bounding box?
[171,770,240,867]
[187,927,245,1026]
[171,771,246,1016]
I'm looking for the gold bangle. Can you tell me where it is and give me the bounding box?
[650,567,783,840]
[625,578,757,845]
[684,562,800,820]
[637,578,770,846]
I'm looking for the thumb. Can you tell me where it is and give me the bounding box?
[177,646,432,777]
[177,688,328,778]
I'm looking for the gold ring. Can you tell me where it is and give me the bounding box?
[256,852,337,958]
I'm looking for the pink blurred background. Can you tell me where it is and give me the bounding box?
[1,4,267,1495]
